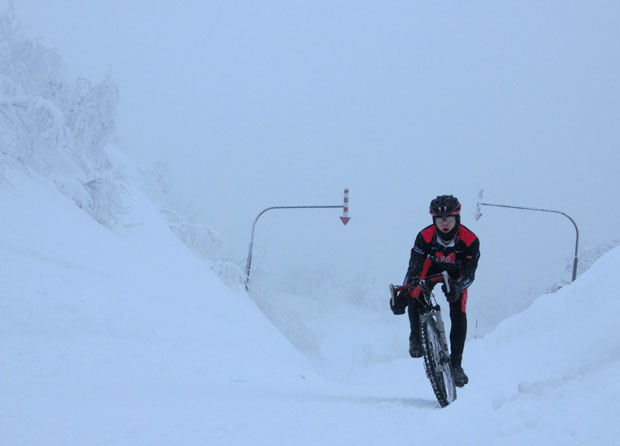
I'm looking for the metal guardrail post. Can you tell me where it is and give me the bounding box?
[245,190,350,291]
[476,190,579,282]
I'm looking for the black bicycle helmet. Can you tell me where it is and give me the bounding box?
[429,195,461,218]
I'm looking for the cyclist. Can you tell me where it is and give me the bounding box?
[391,195,480,387]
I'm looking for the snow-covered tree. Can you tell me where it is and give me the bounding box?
[0,7,124,227]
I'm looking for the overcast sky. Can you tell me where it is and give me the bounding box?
[8,1,620,323]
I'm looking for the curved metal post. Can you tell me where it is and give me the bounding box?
[478,202,579,281]
[245,205,344,291]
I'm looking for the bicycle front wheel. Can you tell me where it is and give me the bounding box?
[420,314,457,407]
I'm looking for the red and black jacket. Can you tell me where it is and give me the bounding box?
[404,224,480,292]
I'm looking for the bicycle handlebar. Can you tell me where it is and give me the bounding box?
[393,271,451,296]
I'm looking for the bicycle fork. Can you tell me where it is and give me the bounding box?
[433,310,451,364]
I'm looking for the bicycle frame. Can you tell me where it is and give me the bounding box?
[411,272,452,366]
[419,301,450,360]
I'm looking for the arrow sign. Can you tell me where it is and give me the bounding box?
[475,189,484,220]
[340,188,351,225]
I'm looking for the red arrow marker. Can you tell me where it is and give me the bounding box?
[340,189,350,225]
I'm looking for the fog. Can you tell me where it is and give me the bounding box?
[10,0,620,332]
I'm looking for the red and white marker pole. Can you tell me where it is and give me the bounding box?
[340,188,351,225]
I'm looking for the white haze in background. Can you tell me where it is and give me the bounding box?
[2,7,620,444]
[8,1,620,337]
[1,25,620,440]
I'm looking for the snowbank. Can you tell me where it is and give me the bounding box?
[436,246,620,445]
[0,171,317,444]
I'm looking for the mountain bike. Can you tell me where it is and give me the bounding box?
[390,271,457,408]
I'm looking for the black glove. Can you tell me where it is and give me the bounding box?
[442,279,464,303]
[390,289,409,315]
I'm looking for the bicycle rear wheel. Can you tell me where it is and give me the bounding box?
[420,314,457,407]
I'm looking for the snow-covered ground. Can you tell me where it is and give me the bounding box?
[2,8,620,445]
[2,168,620,445]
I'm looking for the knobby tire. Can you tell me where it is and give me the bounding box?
[420,314,457,408]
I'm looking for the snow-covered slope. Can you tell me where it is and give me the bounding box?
[441,246,620,444]
[0,170,319,444]
[3,168,620,445]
